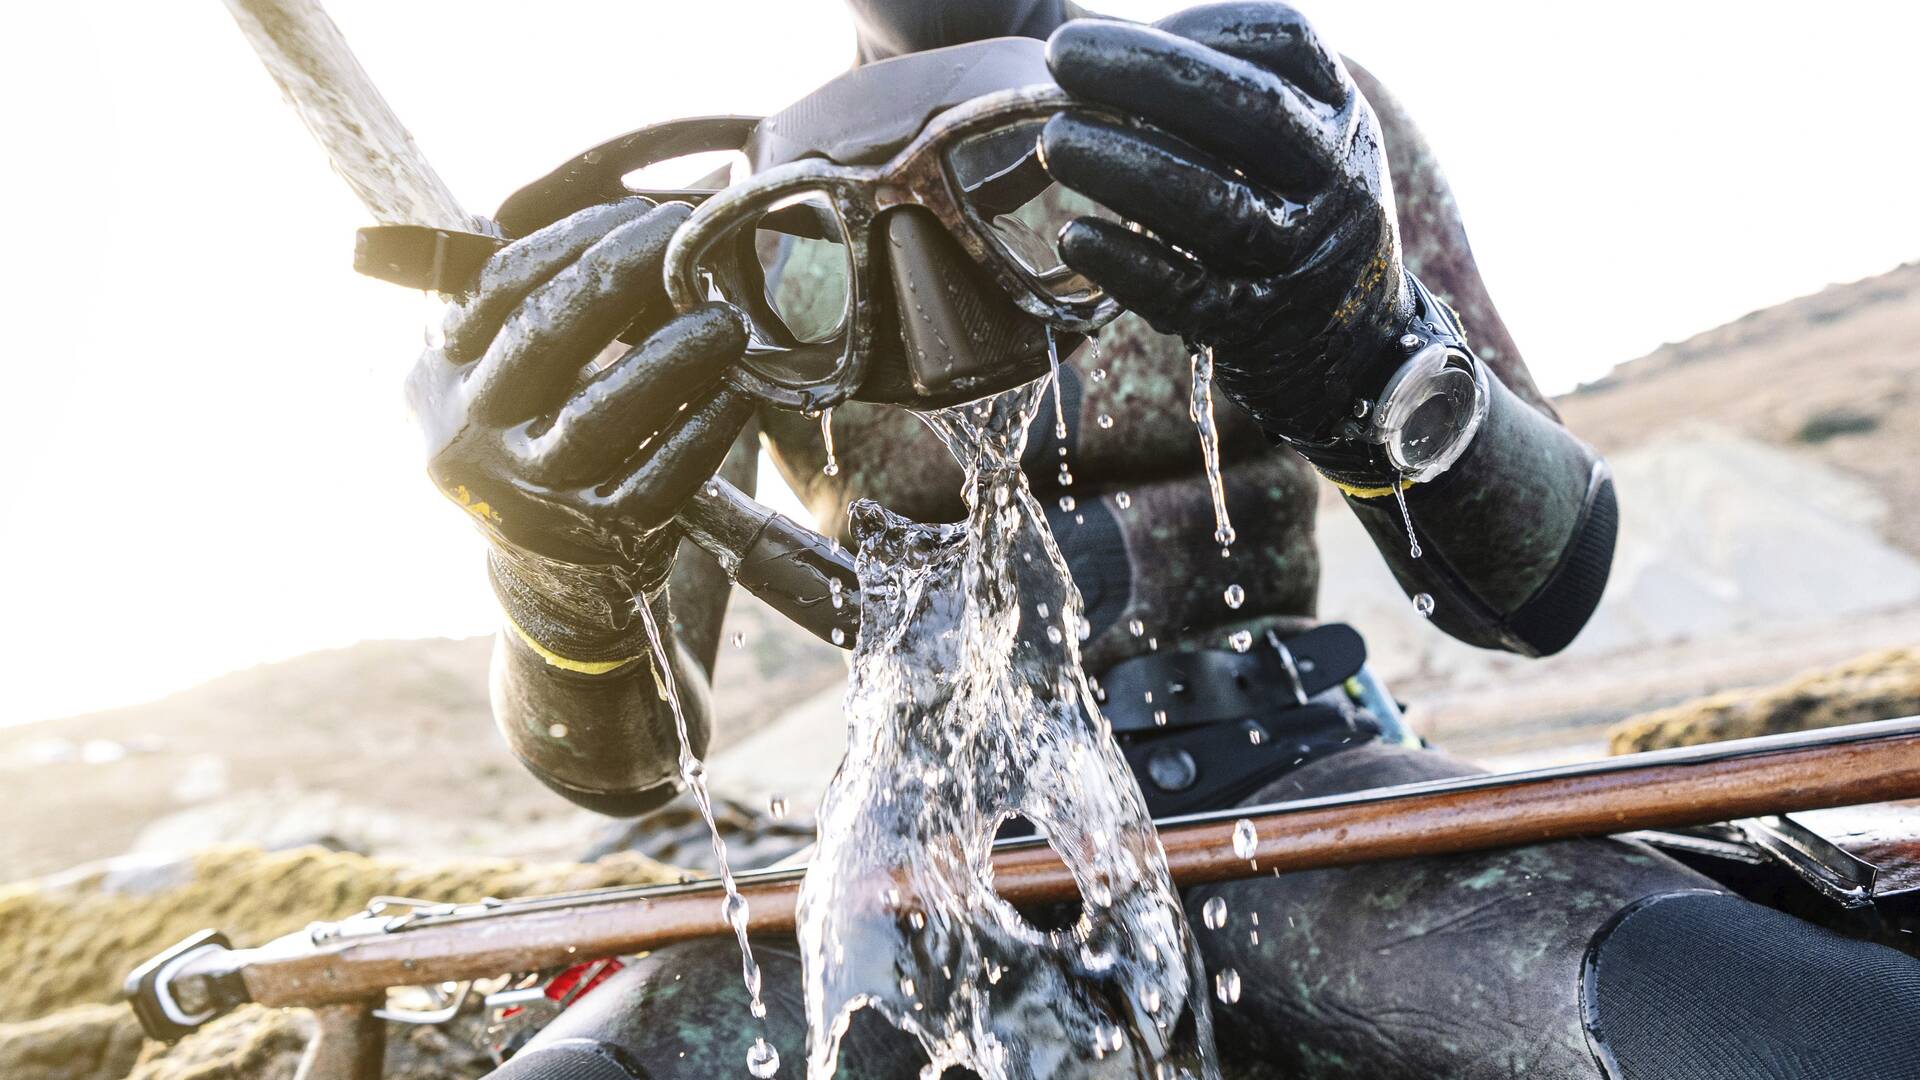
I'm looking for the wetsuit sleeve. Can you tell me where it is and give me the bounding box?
[1338,63,1615,657]
[488,422,760,815]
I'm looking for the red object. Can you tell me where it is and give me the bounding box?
[500,958,625,1019]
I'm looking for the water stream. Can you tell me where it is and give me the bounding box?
[1188,349,1235,556]
[631,598,778,1075]
[796,380,1217,1079]
[634,361,1221,1077]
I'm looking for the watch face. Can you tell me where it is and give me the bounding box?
[1377,343,1488,481]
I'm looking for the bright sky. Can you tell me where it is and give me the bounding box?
[5,1,1917,727]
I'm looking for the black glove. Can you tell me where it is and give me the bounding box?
[406,196,754,662]
[1041,3,1414,450]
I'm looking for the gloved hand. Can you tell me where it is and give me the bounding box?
[406,196,754,663]
[1040,2,1413,448]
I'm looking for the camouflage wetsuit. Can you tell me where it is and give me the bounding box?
[471,8,1920,1080]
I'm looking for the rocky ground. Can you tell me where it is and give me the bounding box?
[0,845,679,1080]
[0,263,1916,1077]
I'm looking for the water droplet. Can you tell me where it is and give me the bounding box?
[1247,726,1265,745]
[1115,491,1132,510]
[1037,603,1051,619]
[547,723,568,739]
[1076,617,1091,641]
[730,632,746,649]
[820,408,839,477]
[1232,818,1259,859]
[1059,467,1074,486]
[1143,986,1162,1014]
[768,794,788,820]
[829,577,845,609]
[1097,414,1114,429]
[985,958,1003,983]
[900,976,916,997]
[1152,709,1168,726]
[1059,495,1077,512]
[1127,618,1145,637]
[1047,625,1064,644]
[830,627,846,645]
[909,910,927,930]
[1413,592,1436,618]
[1202,896,1228,929]
[1223,584,1245,609]
[1228,630,1253,653]
[747,1037,779,1077]
[1090,367,1108,382]
[1214,967,1242,1004]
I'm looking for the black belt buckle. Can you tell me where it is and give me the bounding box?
[1097,623,1367,734]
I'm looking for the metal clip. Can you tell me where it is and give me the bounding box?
[373,980,474,1025]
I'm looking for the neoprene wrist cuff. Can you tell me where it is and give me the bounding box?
[486,537,675,668]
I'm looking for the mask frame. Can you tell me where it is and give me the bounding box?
[664,84,1130,412]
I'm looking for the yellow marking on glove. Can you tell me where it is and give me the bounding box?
[1325,475,1415,500]
[506,618,639,676]
[451,484,502,525]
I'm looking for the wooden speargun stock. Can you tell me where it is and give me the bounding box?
[131,716,1920,1059]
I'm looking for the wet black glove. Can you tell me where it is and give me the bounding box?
[406,197,754,663]
[1041,3,1414,448]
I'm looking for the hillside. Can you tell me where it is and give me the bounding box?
[0,591,841,881]
[1559,260,1920,553]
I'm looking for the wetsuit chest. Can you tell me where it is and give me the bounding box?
[758,310,1323,672]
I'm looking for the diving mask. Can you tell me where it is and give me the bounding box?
[664,37,1126,410]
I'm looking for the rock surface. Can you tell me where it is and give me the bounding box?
[0,845,679,1080]
[1608,646,1920,753]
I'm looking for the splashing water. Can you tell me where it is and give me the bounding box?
[630,598,774,1054]
[822,408,840,477]
[1189,348,1236,555]
[798,382,1217,1080]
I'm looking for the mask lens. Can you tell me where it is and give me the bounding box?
[945,120,1111,307]
[752,192,851,346]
